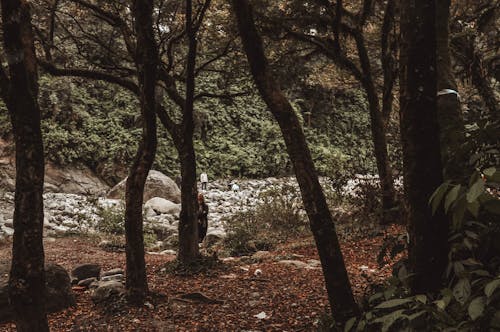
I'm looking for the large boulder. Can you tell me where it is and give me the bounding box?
[0,263,75,323]
[71,264,101,283]
[44,163,109,195]
[0,140,108,195]
[90,280,125,304]
[107,170,181,203]
[144,197,181,215]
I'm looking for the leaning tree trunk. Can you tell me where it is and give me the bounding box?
[232,0,359,323]
[125,0,158,304]
[0,0,49,330]
[436,0,467,182]
[355,31,397,220]
[400,0,448,294]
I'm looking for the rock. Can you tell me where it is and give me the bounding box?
[107,170,181,203]
[101,268,124,277]
[205,229,226,245]
[144,197,181,215]
[78,277,98,288]
[90,281,125,304]
[0,263,75,323]
[248,300,260,307]
[100,274,124,282]
[1,226,13,236]
[160,249,177,255]
[44,163,109,195]
[277,260,308,269]
[71,264,101,283]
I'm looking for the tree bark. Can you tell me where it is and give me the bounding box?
[125,0,158,304]
[231,0,358,323]
[400,0,448,294]
[0,0,49,330]
[353,31,397,220]
[436,0,467,182]
[176,0,205,264]
[177,139,200,263]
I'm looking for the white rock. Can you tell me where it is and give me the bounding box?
[254,312,268,319]
[144,197,180,215]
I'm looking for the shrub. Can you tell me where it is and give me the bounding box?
[223,184,308,256]
[96,203,125,235]
[96,203,158,249]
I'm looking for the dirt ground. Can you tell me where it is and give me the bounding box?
[0,225,405,331]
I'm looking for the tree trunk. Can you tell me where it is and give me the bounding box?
[125,0,158,304]
[0,0,49,330]
[400,0,448,294]
[177,0,201,264]
[355,31,397,220]
[177,139,200,263]
[232,0,358,323]
[436,0,467,182]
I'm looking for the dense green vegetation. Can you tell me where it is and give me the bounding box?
[1,74,380,184]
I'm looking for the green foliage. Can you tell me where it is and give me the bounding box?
[223,184,308,256]
[344,166,500,332]
[429,168,500,230]
[96,203,125,235]
[2,71,379,182]
[96,202,158,248]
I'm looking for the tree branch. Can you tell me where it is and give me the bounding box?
[39,59,139,94]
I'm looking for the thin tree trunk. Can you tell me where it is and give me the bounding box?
[0,0,49,330]
[436,0,467,182]
[177,0,201,263]
[354,31,397,219]
[125,0,158,304]
[231,0,358,323]
[400,0,448,294]
[381,0,398,125]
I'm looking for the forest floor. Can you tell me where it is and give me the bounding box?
[0,224,405,332]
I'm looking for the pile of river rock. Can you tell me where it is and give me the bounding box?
[0,170,316,252]
[0,169,383,253]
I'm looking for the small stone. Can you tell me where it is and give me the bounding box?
[101,268,124,277]
[248,300,259,307]
[100,274,124,282]
[78,277,97,287]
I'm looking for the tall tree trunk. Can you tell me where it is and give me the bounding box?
[177,0,201,264]
[400,0,448,294]
[381,0,398,125]
[125,0,158,304]
[354,31,397,220]
[231,0,358,323]
[0,0,49,330]
[436,0,467,182]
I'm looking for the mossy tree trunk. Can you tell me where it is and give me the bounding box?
[124,0,158,305]
[0,0,49,330]
[231,0,359,324]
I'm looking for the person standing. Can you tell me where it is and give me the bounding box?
[197,193,208,243]
[200,171,208,190]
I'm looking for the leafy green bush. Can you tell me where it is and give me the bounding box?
[223,210,275,256]
[341,167,500,332]
[96,203,125,235]
[96,203,158,248]
[223,184,308,256]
